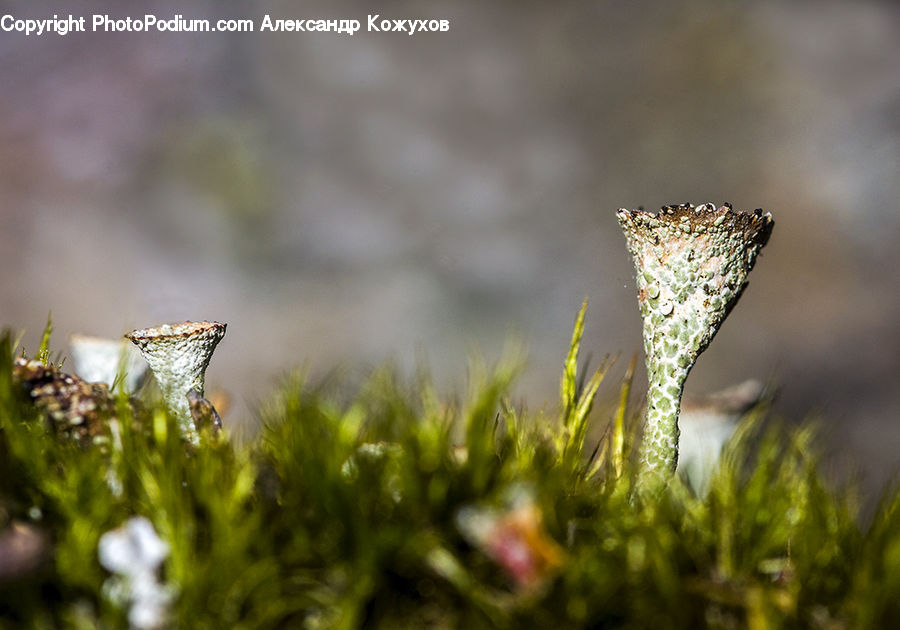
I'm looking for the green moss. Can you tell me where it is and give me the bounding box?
[0,310,897,629]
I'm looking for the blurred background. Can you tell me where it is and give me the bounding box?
[2,1,898,488]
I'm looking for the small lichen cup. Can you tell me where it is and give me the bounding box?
[617,203,773,489]
[124,321,226,442]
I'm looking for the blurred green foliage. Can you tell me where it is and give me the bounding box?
[0,306,898,629]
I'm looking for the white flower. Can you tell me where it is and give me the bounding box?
[98,517,175,630]
[98,517,169,574]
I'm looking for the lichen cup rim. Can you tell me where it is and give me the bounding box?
[615,203,773,262]
[124,321,226,342]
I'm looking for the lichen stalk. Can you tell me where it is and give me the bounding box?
[616,203,773,488]
[124,321,226,442]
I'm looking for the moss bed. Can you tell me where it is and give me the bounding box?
[0,310,897,629]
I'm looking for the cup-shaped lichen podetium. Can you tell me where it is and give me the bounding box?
[125,321,226,442]
[617,203,773,487]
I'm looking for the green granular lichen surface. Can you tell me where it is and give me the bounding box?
[617,203,773,487]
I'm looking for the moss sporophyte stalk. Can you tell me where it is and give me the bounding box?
[617,203,773,489]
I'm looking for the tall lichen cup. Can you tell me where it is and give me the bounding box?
[617,203,773,489]
[125,321,226,443]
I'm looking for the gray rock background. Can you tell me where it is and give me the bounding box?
[2,1,899,487]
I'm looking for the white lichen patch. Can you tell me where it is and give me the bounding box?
[617,203,773,486]
[125,321,226,442]
[70,334,149,394]
[676,379,766,495]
